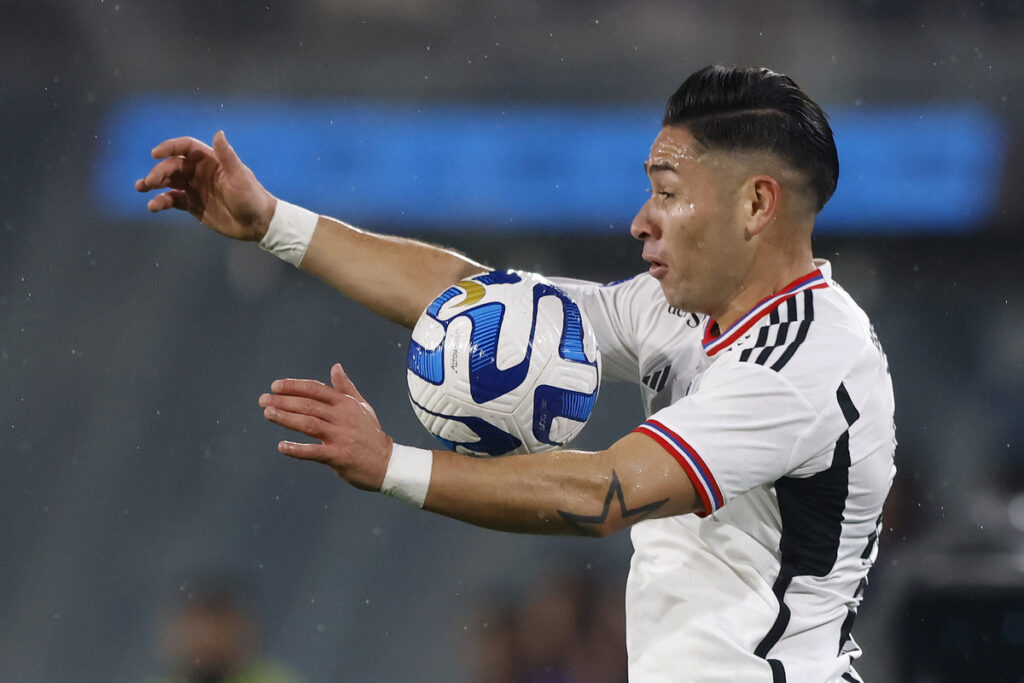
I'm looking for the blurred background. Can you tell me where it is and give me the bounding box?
[3,1,1024,681]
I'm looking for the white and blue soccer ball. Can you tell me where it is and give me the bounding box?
[407,270,601,456]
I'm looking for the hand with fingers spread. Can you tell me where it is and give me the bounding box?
[258,363,393,491]
[135,131,277,242]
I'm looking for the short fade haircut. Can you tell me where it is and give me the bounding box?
[663,65,839,212]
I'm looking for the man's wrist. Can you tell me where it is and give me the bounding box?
[380,444,433,508]
[258,199,319,266]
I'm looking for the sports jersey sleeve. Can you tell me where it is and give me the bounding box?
[634,359,825,516]
[549,275,648,384]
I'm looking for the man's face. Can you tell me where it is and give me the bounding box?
[631,125,751,317]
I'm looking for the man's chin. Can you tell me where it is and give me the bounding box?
[660,285,708,317]
[659,284,689,311]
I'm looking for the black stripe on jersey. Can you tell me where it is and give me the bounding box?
[838,575,869,658]
[740,305,784,363]
[860,530,877,560]
[740,320,772,362]
[835,385,867,661]
[755,383,858,669]
[770,290,814,371]
[738,291,814,370]
[840,514,882,661]
[837,381,861,426]
[755,569,794,659]
[775,436,851,575]
[838,597,858,654]
[860,513,882,560]
[759,298,798,364]
[755,324,789,366]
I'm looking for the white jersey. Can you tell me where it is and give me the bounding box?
[553,261,896,683]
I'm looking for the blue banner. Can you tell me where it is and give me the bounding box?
[96,95,1005,234]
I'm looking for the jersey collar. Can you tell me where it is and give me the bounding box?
[701,262,831,357]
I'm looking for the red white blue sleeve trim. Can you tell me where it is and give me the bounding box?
[633,419,723,517]
[702,269,829,357]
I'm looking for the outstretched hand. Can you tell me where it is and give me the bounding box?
[258,363,393,491]
[135,131,277,242]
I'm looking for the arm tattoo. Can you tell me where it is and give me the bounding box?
[557,469,669,536]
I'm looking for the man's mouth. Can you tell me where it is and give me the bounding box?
[643,254,668,279]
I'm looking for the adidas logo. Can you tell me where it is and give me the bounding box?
[642,364,671,393]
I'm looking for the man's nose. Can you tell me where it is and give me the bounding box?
[630,203,657,241]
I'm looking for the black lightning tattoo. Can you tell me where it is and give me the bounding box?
[557,470,669,536]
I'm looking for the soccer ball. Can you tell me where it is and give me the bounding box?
[407,270,601,456]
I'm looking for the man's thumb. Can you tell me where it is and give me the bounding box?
[212,130,243,171]
[331,363,366,402]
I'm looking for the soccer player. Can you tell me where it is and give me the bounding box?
[137,65,896,682]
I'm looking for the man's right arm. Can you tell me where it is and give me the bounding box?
[297,214,486,328]
[136,131,487,328]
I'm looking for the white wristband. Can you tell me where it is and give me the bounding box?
[380,444,433,508]
[258,199,319,266]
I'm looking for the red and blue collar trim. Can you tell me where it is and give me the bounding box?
[702,269,829,357]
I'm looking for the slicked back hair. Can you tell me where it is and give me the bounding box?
[663,65,839,212]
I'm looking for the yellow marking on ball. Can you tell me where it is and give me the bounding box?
[454,280,486,308]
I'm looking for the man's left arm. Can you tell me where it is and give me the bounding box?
[258,364,700,537]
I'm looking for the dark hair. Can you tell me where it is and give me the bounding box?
[663,65,839,211]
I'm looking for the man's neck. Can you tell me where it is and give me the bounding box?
[712,257,818,332]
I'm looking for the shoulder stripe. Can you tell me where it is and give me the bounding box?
[633,419,723,515]
[769,290,815,371]
[702,269,827,357]
[755,321,792,365]
[735,289,815,372]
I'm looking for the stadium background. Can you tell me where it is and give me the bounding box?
[3,1,1023,680]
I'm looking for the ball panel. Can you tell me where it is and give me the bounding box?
[409,393,523,456]
[530,383,599,447]
[548,415,586,445]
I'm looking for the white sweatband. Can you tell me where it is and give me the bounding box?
[258,199,319,266]
[380,444,433,508]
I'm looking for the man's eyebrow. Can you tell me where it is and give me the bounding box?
[643,161,677,175]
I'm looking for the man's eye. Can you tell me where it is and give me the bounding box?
[659,191,674,199]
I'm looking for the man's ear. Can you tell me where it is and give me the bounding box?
[744,175,782,237]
